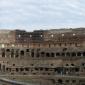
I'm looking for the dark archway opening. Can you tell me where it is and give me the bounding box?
[58,79,63,84]
[20,50,24,56]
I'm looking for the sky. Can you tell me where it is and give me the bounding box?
[0,0,85,31]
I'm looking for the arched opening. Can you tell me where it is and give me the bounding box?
[3,65,5,72]
[66,64,69,66]
[63,48,67,51]
[56,53,60,56]
[25,68,29,71]
[72,80,76,83]
[15,49,19,58]
[61,53,65,56]
[58,79,63,84]
[6,68,11,72]
[75,68,79,72]
[16,68,19,72]
[55,67,63,74]
[71,52,76,57]
[46,53,50,57]
[11,49,14,58]
[77,52,81,56]
[71,64,75,66]
[2,52,5,57]
[31,52,34,57]
[35,68,39,71]
[26,49,29,52]
[6,49,10,52]
[51,53,55,57]
[66,52,70,56]
[41,52,45,57]
[83,52,85,56]
[36,53,39,57]
[45,68,49,71]
[20,68,24,71]
[20,50,24,56]
[13,64,15,66]
[66,80,69,83]
[2,48,5,57]
[40,67,43,71]
[51,64,54,66]
[81,63,85,66]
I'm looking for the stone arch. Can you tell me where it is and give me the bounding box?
[61,52,65,56]
[15,49,19,58]
[66,64,69,66]
[26,49,29,52]
[56,53,60,56]
[41,52,45,57]
[1,48,5,57]
[31,52,34,57]
[20,68,24,71]
[6,49,10,52]
[16,68,19,72]
[25,67,29,71]
[20,50,24,56]
[36,53,39,57]
[77,52,81,56]
[65,80,70,83]
[72,80,76,83]
[71,52,76,56]
[83,52,85,56]
[75,68,79,72]
[58,79,63,84]
[51,53,55,57]
[2,65,5,72]
[71,63,75,66]
[2,52,5,57]
[11,49,14,58]
[6,68,11,72]
[46,53,50,57]
[66,52,70,56]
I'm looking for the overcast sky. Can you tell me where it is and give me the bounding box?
[0,0,85,31]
